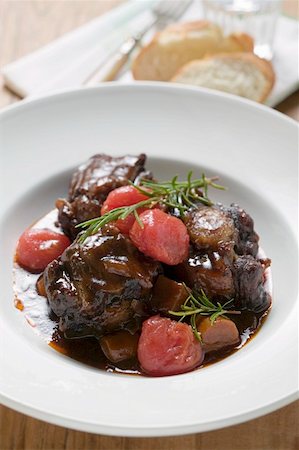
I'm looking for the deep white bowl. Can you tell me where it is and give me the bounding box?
[0,83,298,436]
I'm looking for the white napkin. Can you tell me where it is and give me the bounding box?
[2,0,298,107]
[266,15,299,106]
[1,0,154,97]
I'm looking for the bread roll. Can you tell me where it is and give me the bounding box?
[132,21,254,81]
[171,52,275,103]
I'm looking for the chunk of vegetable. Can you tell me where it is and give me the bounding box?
[197,316,240,353]
[138,315,203,376]
[151,275,189,314]
[130,209,189,265]
[16,228,71,273]
[101,185,150,234]
[36,275,47,297]
[100,330,139,363]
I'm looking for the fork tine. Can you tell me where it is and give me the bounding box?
[152,1,172,17]
[153,0,193,20]
[170,0,193,19]
[176,0,192,17]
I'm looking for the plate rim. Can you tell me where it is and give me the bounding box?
[0,82,298,436]
[0,389,298,437]
[0,81,298,128]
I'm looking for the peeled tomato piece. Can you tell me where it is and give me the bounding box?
[16,228,71,273]
[101,185,150,234]
[129,209,189,265]
[137,315,203,376]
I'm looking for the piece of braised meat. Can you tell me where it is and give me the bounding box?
[184,206,236,251]
[44,225,160,338]
[217,203,259,256]
[171,243,235,299]
[233,255,271,312]
[57,154,147,239]
[170,204,270,312]
[171,206,235,299]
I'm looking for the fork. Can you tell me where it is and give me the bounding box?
[84,0,193,84]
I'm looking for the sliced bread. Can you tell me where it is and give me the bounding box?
[171,53,275,103]
[132,21,254,81]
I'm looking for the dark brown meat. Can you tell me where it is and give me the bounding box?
[185,206,236,250]
[170,247,270,311]
[57,154,147,239]
[170,204,270,308]
[217,203,259,256]
[133,169,153,185]
[44,225,160,338]
[171,242,235,299]
[233,255,271,312]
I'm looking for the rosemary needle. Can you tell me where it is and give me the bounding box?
[169,286,240,341]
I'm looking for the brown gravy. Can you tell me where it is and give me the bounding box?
[13,209,271,375]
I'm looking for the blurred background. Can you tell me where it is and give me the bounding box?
[0,0,298,118]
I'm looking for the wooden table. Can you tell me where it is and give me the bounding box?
[0,2,298,449]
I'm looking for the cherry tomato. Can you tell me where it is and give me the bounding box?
[138,315,203,376]
[101,185,150,234]
[16,228,71,273]
[129,209,189,265]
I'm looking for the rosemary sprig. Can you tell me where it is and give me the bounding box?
[76,171,225,242]
[169,287,240,341]
[77,198,160,242]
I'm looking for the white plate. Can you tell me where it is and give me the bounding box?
[0,83,298,436]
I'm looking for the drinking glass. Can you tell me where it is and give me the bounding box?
[202,0,282,60]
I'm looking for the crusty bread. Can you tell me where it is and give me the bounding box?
[171,53,275,103]
[132,21,254,81]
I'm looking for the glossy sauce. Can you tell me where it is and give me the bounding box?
[13,209,271,375]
